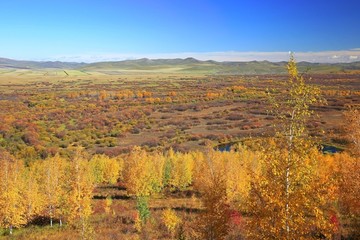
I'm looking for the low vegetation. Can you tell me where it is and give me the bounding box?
[0,57,359,239]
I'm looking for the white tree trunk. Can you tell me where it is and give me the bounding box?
[286,110,295,237]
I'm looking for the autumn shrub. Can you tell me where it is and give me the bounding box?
[136,197,150,228]
[205,134,222,141]
[241,125,251,130]
[194,151,230,240]
[172,144,191,153]
[141,139,160,148]
[162,208,181,236]
[188,134,201,141]
[174,105,188,112]
[22,131,40,146]
[226,114,244,121]
[104,196,113,215]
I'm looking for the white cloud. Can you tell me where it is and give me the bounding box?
[46,50,360,63]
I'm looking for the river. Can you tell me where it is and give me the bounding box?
[215,142,343,154]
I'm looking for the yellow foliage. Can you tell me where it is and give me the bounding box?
[167,150,195,190]
[225,146,259,205]
[123,147,165,196]
[89,154,121,184]
[206,92,223,99]
[228,85,247,93]
[344,108,360,155]
[287,53,298,79]
[145,97,161,104]
[162,208,181,235]
[40,154,68,226]
[67,91,80,99]
[193,149,230,240]
[115,90,134,99]
[65,149,94,232]
[104,196,112,214]
[335,153,360,216]
[134,212,142,232]
[245,138,334,239]
[164,96,172,103]
[246,56,330,239]
[98,90,108,101]
[193,147,256,206]
[21,164,46,222]
[0,150,27,232]
[136,90,152,98]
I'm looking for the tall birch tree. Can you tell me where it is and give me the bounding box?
[246,55,330,239]
[66,149,94,239]
[0,150,26,235]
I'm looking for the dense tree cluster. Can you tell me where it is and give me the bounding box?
[0,143,358,238]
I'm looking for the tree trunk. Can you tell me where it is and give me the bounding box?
[50,206,53,227]
[286,112,295,238]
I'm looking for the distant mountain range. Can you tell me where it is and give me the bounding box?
[0,57,86,69]
[1,57,360,74]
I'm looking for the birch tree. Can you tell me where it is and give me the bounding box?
[344,108,360,156]
[341,108,360,236]
[0,150,26,235]
[166,149,194,190]
[66,149,94,239]
[41,154,68,227]
[123,147,165,230]
[21,162,45,224]
[246,55,330,239]
[194,149,230,240]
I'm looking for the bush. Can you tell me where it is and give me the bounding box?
[162,208,181,235]
[226,114,244,121]
[136,196,150,223]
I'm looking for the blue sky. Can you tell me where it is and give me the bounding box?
[0,0,359,62]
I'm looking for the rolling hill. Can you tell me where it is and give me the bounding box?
[0,57,86,69]
[1,57,360,75]
[78,58,360,74]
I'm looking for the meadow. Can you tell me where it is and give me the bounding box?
[0,60,359,239]
[1,68,359,156]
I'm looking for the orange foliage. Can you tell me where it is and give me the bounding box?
[168,91,177,97]
[115,90,134,99]
[228,85,247,92]
[98,90,108,101]
[206,92,223,100]
[145,97,161,104]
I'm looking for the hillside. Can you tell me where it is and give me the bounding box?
[0,57,86,69]
[1,57,360,74]
[80,58,355,74]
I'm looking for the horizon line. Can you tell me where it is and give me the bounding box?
[3,49,360,64]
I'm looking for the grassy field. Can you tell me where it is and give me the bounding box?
[1,70,358,153]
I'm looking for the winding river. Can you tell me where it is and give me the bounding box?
[215,142,343,154]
